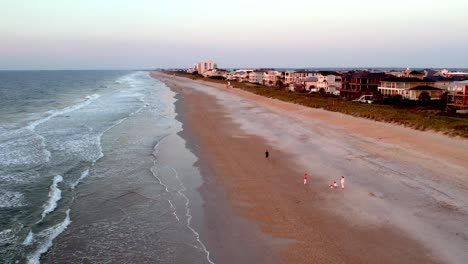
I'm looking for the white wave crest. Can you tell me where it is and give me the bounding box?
[23,230,34,246]
[41,175,63,219]
[27,209,71,264]
[27,94,100,130]
[71,168,89,189]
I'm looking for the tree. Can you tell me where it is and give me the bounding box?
[418,91,431,101]
[392,94,403,101]
[294,83,306,93]
[275,79,284,89]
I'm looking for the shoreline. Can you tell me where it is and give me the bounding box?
[172,89,284,263]
[152,72,465,263]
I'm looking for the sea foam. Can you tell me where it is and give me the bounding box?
[71,169,89,189]
[0,191,25,208]
[41,175,63,219]
[27,209,71,264]
[27,94,100,131]
[22,231,34,246]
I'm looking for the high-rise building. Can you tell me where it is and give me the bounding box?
[194,60,217,75]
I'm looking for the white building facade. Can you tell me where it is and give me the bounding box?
[195,60,217,75]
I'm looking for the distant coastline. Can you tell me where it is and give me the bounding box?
[160,70,468,138]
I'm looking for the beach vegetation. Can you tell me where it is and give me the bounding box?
[418,91,431,101]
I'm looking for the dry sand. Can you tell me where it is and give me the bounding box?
[152,72,468,264]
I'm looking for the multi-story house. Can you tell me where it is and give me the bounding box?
[341,72,389,100]
[447,80,468,111]
[378,77,443,100]
[248,70,267,84]
[302,77,319,91]
[263,70,282,86]
[315,71,342,93]
[202,69,227,78]
[233,70,251,82]
[283,70,315,85]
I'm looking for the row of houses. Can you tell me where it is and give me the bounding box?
[197,68,344,94]
[188,61,468,110]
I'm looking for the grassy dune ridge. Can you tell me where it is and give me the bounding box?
[162,71,468,138]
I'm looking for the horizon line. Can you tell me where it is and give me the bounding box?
[2,66,468,71]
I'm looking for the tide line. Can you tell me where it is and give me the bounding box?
[170,167,214,264]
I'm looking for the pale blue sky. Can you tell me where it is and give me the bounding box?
[1,0,467,69]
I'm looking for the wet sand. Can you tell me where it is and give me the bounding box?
[154,72,468,264]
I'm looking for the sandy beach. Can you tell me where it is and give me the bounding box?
[152,71,468,264]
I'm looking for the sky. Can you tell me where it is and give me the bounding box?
[1,0,468,70]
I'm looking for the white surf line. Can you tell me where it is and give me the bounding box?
[150,134,181,222]
[27,94,100,131]
[40,175,63,220]
[149,164,180,222]
[70,168,90,190]
[69,90,150,190]
[167,200,180,222]
[22,230,34,246]
[170,167,215,264]
[27,209,71,264]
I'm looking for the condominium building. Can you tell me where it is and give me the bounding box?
[194,60,217,75]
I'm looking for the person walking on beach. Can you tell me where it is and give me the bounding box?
[265,150,269,160]
[340,176,345,189]
[304,173,308,185]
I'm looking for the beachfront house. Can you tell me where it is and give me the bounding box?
[225,70,237,80]
[441,69,468,78]
[378,77,443,100]
[248,70,267,84]
[302,77,319,92]
[341,72,389,100]
[263,71,282,86]
[202,69,227,78]
[447,80,468,112]
[315,71,342,94]
[233,70,251,82]
[284,70,315,85]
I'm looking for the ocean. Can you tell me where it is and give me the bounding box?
[0,71,212,263]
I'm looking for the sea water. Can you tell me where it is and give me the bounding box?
[0,71,212,263]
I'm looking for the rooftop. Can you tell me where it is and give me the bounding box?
[318,71,340,76]
[382,77,434,83]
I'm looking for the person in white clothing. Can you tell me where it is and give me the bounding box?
[340,176,345,189]
[329,181,337,189]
